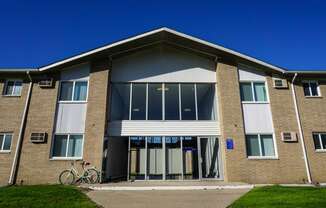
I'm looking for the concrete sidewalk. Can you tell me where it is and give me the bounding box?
[87,189,250,208]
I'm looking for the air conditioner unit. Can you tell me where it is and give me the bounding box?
[30,133,47,143]
[38,79,53,88]
[273,78,288,89]
[281,132,297,142]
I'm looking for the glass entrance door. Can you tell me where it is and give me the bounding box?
[127,136,220,180]
[199,137,220,179]
[182,137,199,180]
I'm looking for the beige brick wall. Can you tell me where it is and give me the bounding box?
[16,59,110,185]
[217,63,307,184]
[295,79,326,183]
[0,76,28,186]
[83,59,110,171]
[16,74,72,184]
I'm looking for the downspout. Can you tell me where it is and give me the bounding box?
[8,71,33,185]
[290,73,312,183]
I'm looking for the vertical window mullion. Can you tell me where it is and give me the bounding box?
[162,83,165,120]
[145,136,148,180]
[319,134,323,150]
[146,83,148,120]
[129,83,133,120]
[179,84,182,120]
[309,82,313,96]
[12,81,16,96]
[251,82,256,102]
[1,134,5,150]
[194,83,198,120]
[180,137,184,180]
[258,134,263,156]
[71,81,76,101]
[65,134,70,157]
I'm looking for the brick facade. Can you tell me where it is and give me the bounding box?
[0,53,326,185]
[295,78,326,183]
[0,76,28,186]
[217,62,307,184]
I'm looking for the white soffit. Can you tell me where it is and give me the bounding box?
[38,27,286,73]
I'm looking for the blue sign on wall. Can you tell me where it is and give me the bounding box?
[226,138,234,150]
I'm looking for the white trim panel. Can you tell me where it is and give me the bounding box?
[111,45,216,83]
[55,103,87,134]
[242,104,274,133]
[107,121,220,136]
[239,67,266,82]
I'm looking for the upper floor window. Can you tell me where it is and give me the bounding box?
[246,134,276,158]
[303,81,320,97]
[3,80,23,96]
[59,81,88,101]
[240,82,267,102]
[313,133,326,151]
[0,133,13,152]
[110,83,217,121]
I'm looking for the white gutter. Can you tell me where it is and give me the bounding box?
[291,73,312,183]
[8,71,33,185]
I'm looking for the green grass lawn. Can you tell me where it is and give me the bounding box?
[229,185,326,208]
[0,185,98,208]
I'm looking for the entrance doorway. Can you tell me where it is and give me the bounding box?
[126,136,221,181]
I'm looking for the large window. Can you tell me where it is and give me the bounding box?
[313,133,326,151]
[303,81,320,97]
[197,84,216,120]
[240,82,267,102]
[3,80,22,96]
[131,84,146,120]
[181,84,196,120]
[110,83,130,120]
[164,84,180,120]
[148,84,162,120]
[52,134,83,158]
[110,83,216,121]
[0,133,12,152]
[59,81,88,101]
[246,134,276,158]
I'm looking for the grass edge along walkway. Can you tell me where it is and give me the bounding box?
[0,184,99,208]
[229,185,326,208]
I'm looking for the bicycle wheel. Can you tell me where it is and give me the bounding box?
[85,168,100,184]
[59,170,75,185]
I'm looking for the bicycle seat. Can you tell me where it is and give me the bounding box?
[85,162,90,166]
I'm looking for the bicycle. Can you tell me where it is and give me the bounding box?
[59,161,100,185]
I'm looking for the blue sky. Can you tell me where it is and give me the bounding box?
[0,0,325,70]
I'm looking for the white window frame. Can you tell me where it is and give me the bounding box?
[302,80,321,97]
[51,133,84,160]
[58,80,89,103]
[246,133,278,159]
[3,79,23,96]
[240,81,269,104]
[313,133,326,152]
[0,133,13,153]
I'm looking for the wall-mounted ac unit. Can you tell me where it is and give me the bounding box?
[281,132,297,142]
[273,78,288,89]
[38,79,53,88]
[30,133,47,143]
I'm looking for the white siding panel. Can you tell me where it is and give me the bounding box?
[61,64,90,81]
[239,68,266,81]
[107,121,220,136]
[112,45,216,83]
[55,103,87,133]
[242,104,274,133]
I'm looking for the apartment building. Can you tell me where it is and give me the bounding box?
[0,28,325,186]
